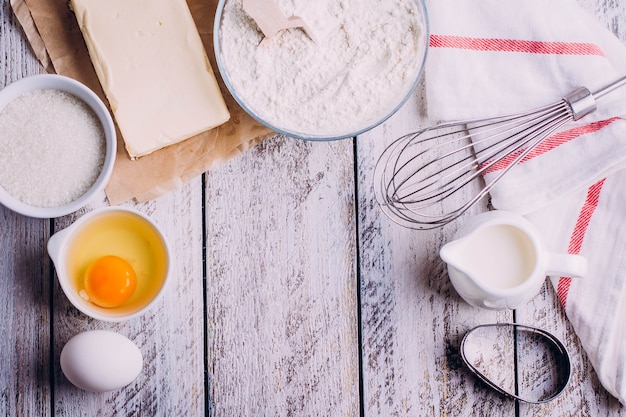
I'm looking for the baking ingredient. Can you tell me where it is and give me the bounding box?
[450,225,536,289]
[219,0,426,137]
[60,330,143,392]
[82,255,138,308]
[70,0,230,158]
[241,0,313,40]
[66,210,168,311]
[0,89,105,207]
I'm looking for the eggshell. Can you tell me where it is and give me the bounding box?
[60,330,143,392]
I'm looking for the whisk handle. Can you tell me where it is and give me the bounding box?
[591,75,626,100]
[564,87,596,121]
[564,76,626,121]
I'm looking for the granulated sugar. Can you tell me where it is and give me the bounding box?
[219,0,425,137]
[0,89,105,208]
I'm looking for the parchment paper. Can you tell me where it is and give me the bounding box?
[11,0,273,204]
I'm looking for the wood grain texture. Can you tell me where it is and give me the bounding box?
[204,136,360,417]
[51,183,205,417]
[356,80,517,416]
[0,207,51,416]
[2,0,626,415]
[0,0,43,86]
[516,285,625,417]
[0,3,50,417]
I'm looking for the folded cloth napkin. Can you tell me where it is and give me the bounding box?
[424,0,626,403]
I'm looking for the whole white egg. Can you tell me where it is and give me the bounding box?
[60,330,143,392]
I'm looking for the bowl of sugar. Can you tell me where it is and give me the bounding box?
[214,0,429,141]
[0,74,116,218]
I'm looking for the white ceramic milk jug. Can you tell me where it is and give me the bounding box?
[440,210,587,310]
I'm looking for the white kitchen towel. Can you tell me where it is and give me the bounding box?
[424,0,626,403]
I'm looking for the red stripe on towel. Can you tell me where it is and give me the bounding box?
[557,179,605,308]
[482,118,620,174]
[429,34,605,56]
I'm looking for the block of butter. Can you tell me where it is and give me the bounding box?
[70,0,230,158]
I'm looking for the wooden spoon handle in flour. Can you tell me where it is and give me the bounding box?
[242,0,315,42]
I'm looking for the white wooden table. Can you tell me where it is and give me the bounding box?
[1,0,625,415]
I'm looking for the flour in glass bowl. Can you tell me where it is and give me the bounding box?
[217,0,427,138]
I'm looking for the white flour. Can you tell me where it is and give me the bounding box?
[218,0,426,138]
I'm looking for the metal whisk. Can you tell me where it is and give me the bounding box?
[374,76,626,230]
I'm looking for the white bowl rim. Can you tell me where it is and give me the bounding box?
[48,206,172,322]
[0,74,117,218]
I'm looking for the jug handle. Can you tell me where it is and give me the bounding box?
[545,253,587,278]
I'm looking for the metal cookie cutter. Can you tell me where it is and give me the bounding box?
[460,323,571,404]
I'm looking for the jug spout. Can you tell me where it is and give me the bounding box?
[47,227,71,265]
[439,238,468,275]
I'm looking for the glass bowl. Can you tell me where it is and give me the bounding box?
[214,0,429,141]
[0,74,116,218]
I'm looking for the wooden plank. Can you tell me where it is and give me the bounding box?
[0,3,51,416]
[0,210,51,415]
[0,0,45,85]
[515,284,626,416]
[356,80,516,415]
[204,136,360,416]
[51,181,205,416]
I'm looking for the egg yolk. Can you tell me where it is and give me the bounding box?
[83,255,137,308]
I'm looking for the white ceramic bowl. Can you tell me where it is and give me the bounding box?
[214,0,429,141]
[47,207,172,322]
[0,74,116,218]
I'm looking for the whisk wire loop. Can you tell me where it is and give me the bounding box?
[373,79,626,229]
